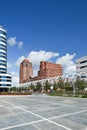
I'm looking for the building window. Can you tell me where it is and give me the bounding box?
[80,60,87,64]
[80,65,87,69]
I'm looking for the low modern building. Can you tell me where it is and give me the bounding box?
[76,56,87,79]
[0,26,12,91]
[20,59,33,83]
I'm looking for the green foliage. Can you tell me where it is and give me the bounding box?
[49,91,63,96]
[44,80,51,91]
[57,77,64,89]
[64,82,73,91]
[30,83,35,90]
[53,82,58,90]
[10,86,17,91]
[75,76,87,90]
[81,95,87,98]
[36,82,42,91]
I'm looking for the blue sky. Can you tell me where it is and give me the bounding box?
[0,0,87,85]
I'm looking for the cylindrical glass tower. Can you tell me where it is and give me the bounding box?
[0,26,11,91]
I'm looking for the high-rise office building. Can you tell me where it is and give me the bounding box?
[20,59,33,83]
[76,56,87,79]
[0,26,11,91]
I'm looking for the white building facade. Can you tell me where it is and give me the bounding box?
[0,26,12,91]
[76,56,87,79]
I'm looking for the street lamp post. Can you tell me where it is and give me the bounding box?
[50,86,53,93]
[72,79,76,96]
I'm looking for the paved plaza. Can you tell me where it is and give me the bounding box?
[0,94,87,130]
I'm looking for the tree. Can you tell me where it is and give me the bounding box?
[64,81,73,95]
[64,82,73,91]
[57,77,64,89]
[10,86,17,92]
[53,82,58,91]
[30,83,35,91]
[44,80,51,91]
[36,82,42,92]
[75,76,86,91]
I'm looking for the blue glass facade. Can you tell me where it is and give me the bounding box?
[0,26,11,91]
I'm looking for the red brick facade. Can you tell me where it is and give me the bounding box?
[30,61,63,81]
[20,60,63,83]
[20,59,33,83]
[38,61,62,78]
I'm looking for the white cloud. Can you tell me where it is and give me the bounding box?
[11,72,19,86]
[14,51,77,85]
[33,69,38,77]
[15,50,59,76]
[28,50,59,76]
[18,41,23,49]
[7,37,23,49]
[15,56,25,67]
[56,53,76,76]
[28,50,59,66]
[7,62,12,68]
[7,37,17,46]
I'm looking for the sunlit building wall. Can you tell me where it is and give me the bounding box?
[76,56,87,79]
[20,59,33,83]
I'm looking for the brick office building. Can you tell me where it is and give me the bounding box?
[30,61,63,81]
[20,60,63,83]
[38,61,63,78]
[20,59,33,83]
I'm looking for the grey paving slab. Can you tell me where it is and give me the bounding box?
[6,121,67,130]
[0,95,87,130]
[33,106,85,118]
[9,125,38,130]
[51,111,87,130]
[32,121,67,130]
